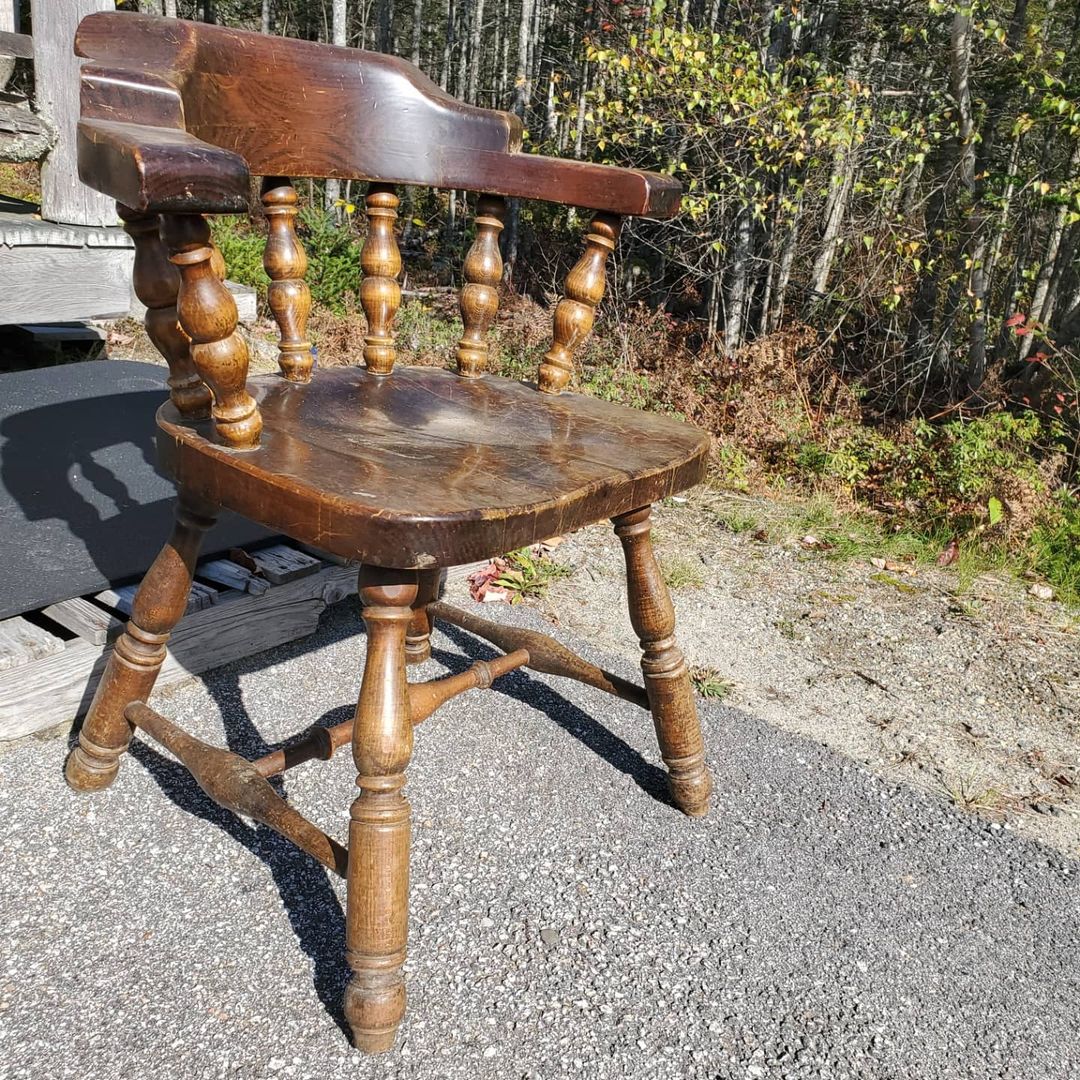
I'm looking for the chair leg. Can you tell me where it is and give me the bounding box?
[344,566,417,1053]
[403,568,441,666]
[613,507,712,817]
[64,493,218,793]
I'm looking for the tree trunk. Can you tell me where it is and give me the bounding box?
[411,0,424,65]
[466,0,485,104]
[325,0,348,212]
[808,157,853,297]
[440,0,455,91]
[1022,141,1080,358]
[724,208,752,355]
[375,0,392,51]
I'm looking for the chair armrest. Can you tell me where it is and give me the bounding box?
[77,118,251,215]
[438,148,682,219]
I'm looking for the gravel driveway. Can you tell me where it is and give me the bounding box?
[0,600,1077,1079]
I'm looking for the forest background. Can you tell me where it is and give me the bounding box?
[19,0,1080,601]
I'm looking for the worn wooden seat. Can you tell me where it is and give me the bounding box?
[64,11,713,1057]
[160,365,709,567]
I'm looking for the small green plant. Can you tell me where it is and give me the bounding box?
[579,362,660,410]
[1028,492,1080,607]
[494,548,572,603]
[718,511,759,534]
[395,301,461,363]
[690,667,733,700]
[940,774,1005,815]
[661,555,705,590]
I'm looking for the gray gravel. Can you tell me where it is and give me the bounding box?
[0,599,1078,1080]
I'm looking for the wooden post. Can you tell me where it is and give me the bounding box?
[31,0,117,226]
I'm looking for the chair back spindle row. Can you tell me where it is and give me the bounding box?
[129,184,623,450]
[262,177,315,383]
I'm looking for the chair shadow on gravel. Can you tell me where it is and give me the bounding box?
[118,602,671,1037]
[434,621,673,809]
[128,672,354,1040]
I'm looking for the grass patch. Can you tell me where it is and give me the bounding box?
[661,555,705,590]
[690,667,734,700]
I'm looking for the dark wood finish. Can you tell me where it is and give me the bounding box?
[67,12,710,1058]
[74,14,681,219]
[429,601,650,710]
[539,213,621,394]
[156,366,710,568]
[261,177,314,382]
[127,702,349,875]
[78,118,251,215]
[360,184,402,375]
[119,205,211,419]
[404,569,442,665]
[161,213,262,449]
[345,567,416,1053]
[456,195,506,377]
[64,494,217,792]
[613,507,712,817]
[252,648,529,778]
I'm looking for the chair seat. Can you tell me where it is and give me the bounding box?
[156,366,710,568]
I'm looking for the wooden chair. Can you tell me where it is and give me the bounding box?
[65,12,713,1053]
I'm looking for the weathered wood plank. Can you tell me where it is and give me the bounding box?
[0,615,66,671]
[0,564,357,740]
[0,31,32,59]
[96,579,220,617]
[41,597,123,646]
[0,244,133,323]
[31,0,116,226]
[197,558,271,596]
[250,543,322,585]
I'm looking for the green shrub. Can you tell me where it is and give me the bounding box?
[211,216,269,293]
[212,209,364,313]
[1030,493,1080,606]
[297,207,363,311]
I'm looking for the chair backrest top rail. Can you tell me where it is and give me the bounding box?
[75,12,682,219]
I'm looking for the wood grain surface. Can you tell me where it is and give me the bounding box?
[156,365,710,567]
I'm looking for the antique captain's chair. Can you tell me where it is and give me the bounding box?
[66,12,713,1052]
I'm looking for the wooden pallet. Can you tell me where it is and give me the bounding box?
[0,540,357,742]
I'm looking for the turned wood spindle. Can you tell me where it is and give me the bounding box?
[360,183,402,375]
[404,569,442,665]
[161,214,262,449]
[613,507,712,818]
[538,212,622,394]
[65,496,218,793]
[126,703,349,875]
[345,567,417,1053]
[119,205,211,419]
[456,195,506,377]
[252,648,530,778]
[262,177,315,382]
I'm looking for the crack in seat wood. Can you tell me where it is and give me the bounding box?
[63,9,714,1058]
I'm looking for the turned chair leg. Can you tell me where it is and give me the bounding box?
[344,566,417,1052]
[65,494,218,793]
[404,569,441,666]
[613,507,712,817]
